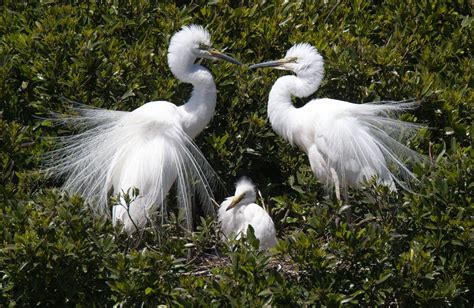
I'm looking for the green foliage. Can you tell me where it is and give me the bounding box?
[1,192,115,305]
[1,0,472,306]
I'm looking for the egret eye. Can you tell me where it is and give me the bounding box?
[199,43,210,50]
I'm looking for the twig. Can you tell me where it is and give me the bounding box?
[257,189,267,211]
[210,198,221,209]
[324,0,340,24]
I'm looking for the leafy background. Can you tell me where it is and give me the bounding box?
[1,0,472,306]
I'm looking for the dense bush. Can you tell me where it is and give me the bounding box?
[1,0,472,306]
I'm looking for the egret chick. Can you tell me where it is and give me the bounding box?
[45,25,241,233]
[218,177,277,250]
[250,44,425,199]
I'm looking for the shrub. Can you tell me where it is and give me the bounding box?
[1,0,472,305]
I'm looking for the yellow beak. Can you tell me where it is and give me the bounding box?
[208,48,242,65]
[249,57,296,69]
[226,193,244,211]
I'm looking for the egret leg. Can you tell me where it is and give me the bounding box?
[330,167,341,201]
[330,167,352,225]
[308,147,352,224]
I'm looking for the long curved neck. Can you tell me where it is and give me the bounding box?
[180,65,216,138]
[169,52,217,138]
[267,75,320,144]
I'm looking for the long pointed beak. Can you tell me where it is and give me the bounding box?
[250,58,292,69]
[249,59,284,69]
[226,194,244,211]
[209,48,242,65]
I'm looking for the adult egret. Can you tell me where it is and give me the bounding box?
[218,177,277,250]
[46,25,241,233]
[250,43,424,199]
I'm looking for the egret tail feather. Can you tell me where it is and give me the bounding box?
[44,105,219,232]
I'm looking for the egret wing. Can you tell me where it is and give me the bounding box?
[244,204,277,250]
[44,104,219,232]
[309,100,425,193]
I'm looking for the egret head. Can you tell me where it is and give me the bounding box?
[168,25,241,67]
[250,43,324,78]
[226,176,257,211]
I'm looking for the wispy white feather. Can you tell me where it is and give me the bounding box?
[252,43,426,197]
[43,25,240,233]
[45,104,218,233]
[317,100,426,195]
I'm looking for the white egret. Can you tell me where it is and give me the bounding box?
[46,25,241,233]
[250,43,424,199]
[218,177,277,250]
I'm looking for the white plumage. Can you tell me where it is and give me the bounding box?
[250,43,424,197]
[218,177,277,250]
[45,25,241,233]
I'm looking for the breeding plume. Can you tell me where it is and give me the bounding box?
[250,44,424,198]
[46,25,241,233]
[218,177,277,250]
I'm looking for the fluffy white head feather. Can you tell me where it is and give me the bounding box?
[262,43,325,98]
[233,176,257,205]
[168,25,211,57]
[284,43,324,79]
[167,25,213,81]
